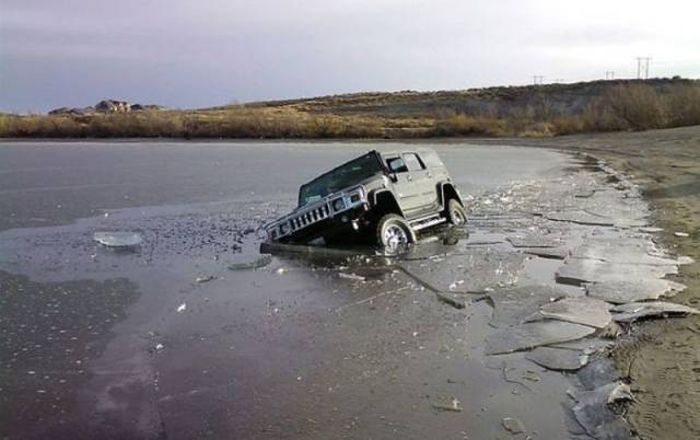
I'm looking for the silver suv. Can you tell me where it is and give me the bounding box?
[265,148,466,247]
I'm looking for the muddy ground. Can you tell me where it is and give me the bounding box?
[0,138,697,439]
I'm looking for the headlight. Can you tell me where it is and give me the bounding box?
[332,198,345,211]
[279,223,289,234]
[350,193,361,203]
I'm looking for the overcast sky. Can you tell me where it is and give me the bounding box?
[1,0,699,112]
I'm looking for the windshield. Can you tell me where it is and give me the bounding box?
[298,152,382,206]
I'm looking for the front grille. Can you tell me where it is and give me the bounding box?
[265,186,366,241]
[290,203,330,232]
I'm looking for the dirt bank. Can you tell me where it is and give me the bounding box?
[478,125,700,440]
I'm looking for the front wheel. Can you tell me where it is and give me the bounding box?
[376,214,415,248]
[446,199,467,226]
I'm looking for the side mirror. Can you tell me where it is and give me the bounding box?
[389,173,398,183]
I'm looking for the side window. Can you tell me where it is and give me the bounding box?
[386,157,408,173]
[403,153,425,172]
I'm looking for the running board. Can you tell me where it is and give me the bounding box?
[410,214,446,231]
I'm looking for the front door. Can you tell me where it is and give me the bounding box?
[402,152,437,215]
[384,155,422,215]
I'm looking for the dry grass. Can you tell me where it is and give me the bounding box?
[2,80,699,139]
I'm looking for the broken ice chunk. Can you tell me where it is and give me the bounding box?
[585,279,686,304]
[195,275,216,283]
[525,346,589,371]
[488,285,567,328]
[529,297,612,329]
[228,254,272,270]
[569,382,633,440]
[338,272,366,282]
[506,233,560,248]
[502,417,526,434]
[93,231,142,248]
[610,301,699,323]
[432,396,463,412]
[485,321,595,355]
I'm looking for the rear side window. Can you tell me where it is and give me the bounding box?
[403,153,425,171]
[420,151,444,168]
[386,157,408,173]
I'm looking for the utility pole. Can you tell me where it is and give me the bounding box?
[532,75,544,85]
[605,71,615,80]
[636,57,651,79]
[644,57,651,79]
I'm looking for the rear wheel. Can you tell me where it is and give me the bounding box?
[376,214,415,248]
[446,199,467,226]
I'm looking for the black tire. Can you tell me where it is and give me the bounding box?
[376,214,415,247]
[446,199,467,226]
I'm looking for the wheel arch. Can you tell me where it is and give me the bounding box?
[438,182,464,209]
[371,190,405,217]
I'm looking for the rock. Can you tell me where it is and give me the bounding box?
[585,279,686,304]
[176,303,186,313]
[674,231,689,238]
[525,347,589,371]
[529,297,612,329]
[485,321,596,355]
[569,382,632,440]
[93,231,143,248]
[502,417,525,434]
[610,301,699,323]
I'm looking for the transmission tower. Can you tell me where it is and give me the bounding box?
[636,57,651,79]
